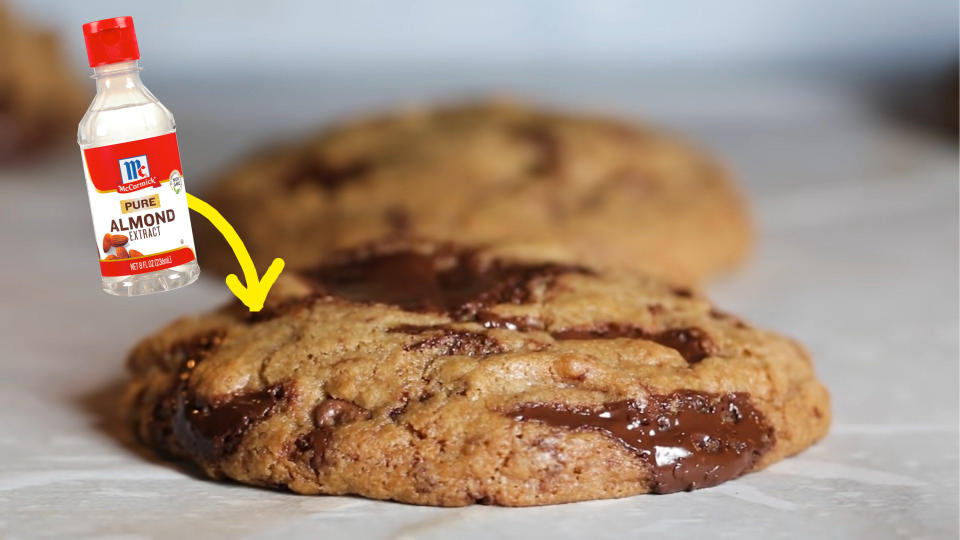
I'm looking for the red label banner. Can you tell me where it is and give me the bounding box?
[99,247,196,277]
[84,133,181,192]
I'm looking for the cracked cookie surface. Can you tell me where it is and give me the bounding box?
[126,240,829,506]
[197,102,751,284]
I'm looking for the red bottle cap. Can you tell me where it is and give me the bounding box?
[82,16,140,67]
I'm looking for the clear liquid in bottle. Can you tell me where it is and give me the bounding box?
[79,17,199,296]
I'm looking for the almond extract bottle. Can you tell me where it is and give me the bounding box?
[78,16,199,296]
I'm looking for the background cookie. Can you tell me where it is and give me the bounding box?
[126,240,829,507]
[0,2,87,160]
[198,102,751,284]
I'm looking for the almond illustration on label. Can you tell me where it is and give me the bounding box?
[110,234,129,247]
[115,246,129,259]
[102,233,112,253]
[104,254,117,261]
[129,249,144,258]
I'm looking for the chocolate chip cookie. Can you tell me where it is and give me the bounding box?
[198,102,751,284]
[0,3,87,160]
[125,240,829,506]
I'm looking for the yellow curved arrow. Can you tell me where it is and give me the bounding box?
[187,193,285,312]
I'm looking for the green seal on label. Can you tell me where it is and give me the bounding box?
[170,170,183,194]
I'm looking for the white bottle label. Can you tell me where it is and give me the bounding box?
[82,132,197,277]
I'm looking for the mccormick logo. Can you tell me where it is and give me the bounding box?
[119,155,149,184]
[115,154,161,194]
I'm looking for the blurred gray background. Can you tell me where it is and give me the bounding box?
[15,0,960,76]
[11,0,958,179]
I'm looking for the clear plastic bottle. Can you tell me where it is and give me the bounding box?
[79,17,199,296]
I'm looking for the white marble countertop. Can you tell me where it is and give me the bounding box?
[0,73,956,539]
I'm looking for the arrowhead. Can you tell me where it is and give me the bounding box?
[225,258,286,312]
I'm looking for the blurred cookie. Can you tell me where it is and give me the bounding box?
[126,240,829,506]
[0,2,87,160]
[199,102,751,284]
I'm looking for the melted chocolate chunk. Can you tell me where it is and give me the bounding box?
[302,399,371,470]
[284,155,371,189]
[387,324,436,335]
[302,247,589,321]
[647,328,716,365]
[413,329,503,356]
[388,397,410,421]
[510,391,774,493]
[476,311,545,331]
[146,331,228,444]
[552,323,717,364]
[670,286,694,298]
[150,333,282,464]
[389,324,504,356]
[314,398,371,427]
[172,384,286,460]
